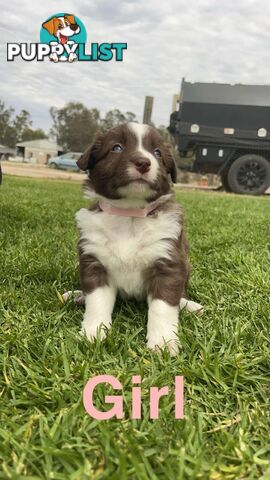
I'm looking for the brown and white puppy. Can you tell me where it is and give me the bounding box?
[42,14,80,62]
[75,123,203,355]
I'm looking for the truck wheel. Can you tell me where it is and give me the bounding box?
[220,171,231,192]
[227,154,270,195]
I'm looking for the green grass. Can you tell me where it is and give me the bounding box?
[0,176,269,480]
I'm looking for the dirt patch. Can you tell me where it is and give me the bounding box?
[1,161,84,181]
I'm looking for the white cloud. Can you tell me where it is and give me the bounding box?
[0,0,270,132]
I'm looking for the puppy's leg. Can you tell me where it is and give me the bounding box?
[49,42,59,62]
[145,262,187,356]
[147,296,180,356]
[82,285,116,341]
[79,252,116,341]
[66,41,78,62]
[145,231,190,356]
[68,52,77,62]
[50,52,59,62]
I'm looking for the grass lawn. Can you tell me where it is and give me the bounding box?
[0,176,269,480]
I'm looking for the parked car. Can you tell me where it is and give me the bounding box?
[48,152,82,171]
[169,79,270,195]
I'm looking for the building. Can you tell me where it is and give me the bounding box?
[16,139,64,164]
[0,144,16,159]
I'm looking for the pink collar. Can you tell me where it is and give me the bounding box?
[99,199,162,218]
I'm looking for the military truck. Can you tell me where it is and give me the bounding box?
[169,79,270,194]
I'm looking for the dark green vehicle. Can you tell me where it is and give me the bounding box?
[169,78,270,194]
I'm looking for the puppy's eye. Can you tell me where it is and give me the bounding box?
[58,24,63,29]
[154,148,162,158]
[111,144,123,152]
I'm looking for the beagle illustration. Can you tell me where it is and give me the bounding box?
[42,14,80,63]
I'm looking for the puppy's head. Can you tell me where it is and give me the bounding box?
[77,123,177,203]
[42,15,80,43]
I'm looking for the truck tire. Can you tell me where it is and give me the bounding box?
[227,154,270,195]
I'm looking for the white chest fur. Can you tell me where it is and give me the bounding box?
[76,208,181,298]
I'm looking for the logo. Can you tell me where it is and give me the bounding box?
[7,13,127,63]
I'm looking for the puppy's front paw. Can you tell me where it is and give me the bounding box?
[147,335,180,357]
[81,318,111,342]
[50,53,59,63]
[68,52,77,62]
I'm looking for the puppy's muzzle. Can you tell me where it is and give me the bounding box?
[132,158,151,174]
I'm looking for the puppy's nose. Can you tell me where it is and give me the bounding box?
[70,23,78,31]
[134,158,151,174]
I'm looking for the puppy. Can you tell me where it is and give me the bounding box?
[75,123,203,355]
[42,14,80,62]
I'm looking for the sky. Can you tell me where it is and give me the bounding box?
[0,0,270,133]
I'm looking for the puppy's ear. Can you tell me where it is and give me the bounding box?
[65,14,76,24]
[77,133,104,171]
[164,144,178,183]
[42,17,57,35]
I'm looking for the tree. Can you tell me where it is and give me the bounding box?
[0,100,47,147]
[50,104,138,151]
[0,101,16,147]
[13,110,32,142]
[21,128,47,142]
[100,109,137,131]
[50,103,100,151]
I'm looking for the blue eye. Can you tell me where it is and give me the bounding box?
[111,143,123,152]
[154,148,162,158]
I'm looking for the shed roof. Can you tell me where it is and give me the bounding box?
[16,139,63,150]
[0,144,16,153]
